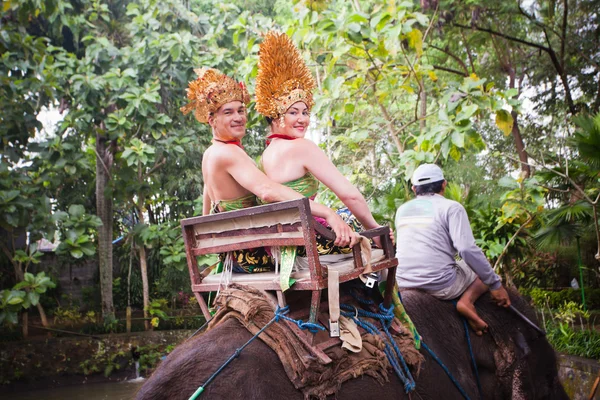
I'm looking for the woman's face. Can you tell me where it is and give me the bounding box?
[273,101,310,138]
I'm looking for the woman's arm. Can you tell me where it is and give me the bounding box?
[221,146,356,246]
[297,139,380,230]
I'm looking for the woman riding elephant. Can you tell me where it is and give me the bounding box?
[255,31,391,255]
[180,67,357,273]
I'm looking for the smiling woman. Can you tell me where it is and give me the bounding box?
[256,31,390,254]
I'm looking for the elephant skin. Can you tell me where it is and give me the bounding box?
[136,289,568,400]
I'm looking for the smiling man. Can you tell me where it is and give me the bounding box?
[181,68,354,273]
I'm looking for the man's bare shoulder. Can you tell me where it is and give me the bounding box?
[205,144,249,167]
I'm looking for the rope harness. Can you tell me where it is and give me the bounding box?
[186,291,484,400]
[339,302,416,393]
[187,305,324,400]
[453,302,484,399]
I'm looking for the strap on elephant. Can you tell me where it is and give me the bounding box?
[339,302,416,393]
[396,291,476,400]
[450,299,484,400]
[187,305,324,400]
[420,342,472,400]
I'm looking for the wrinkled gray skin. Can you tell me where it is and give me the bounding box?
[136,289,568,400]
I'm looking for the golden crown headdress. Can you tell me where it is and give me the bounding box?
[255,31,316,119]
[180,68,250,123]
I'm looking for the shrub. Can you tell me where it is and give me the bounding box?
[520,287,600,310]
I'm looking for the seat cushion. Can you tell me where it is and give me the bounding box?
[201,249,385,285]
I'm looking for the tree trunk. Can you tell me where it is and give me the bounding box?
[140,245,150,330]
[22,311,28,338]
[36,302,49,327]
[419,78,427,132]
[14,262,49,327]
[137,198,151,330]
[511,110,530,178]
[508,68,530,178]
[96,133,115,321]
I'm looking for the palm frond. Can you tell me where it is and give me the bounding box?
[546,201,594,226]
[572,112,600,168]
[533,223,583,249]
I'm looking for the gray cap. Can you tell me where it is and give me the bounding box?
[411,164,445,186]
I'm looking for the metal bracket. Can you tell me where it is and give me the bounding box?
[329,319,340,337]
[365,272,378,288]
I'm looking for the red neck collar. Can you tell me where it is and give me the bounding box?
[266,134,296,145]
[213,139,244,149]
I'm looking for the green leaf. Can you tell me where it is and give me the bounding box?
[70,249,84,259]
[68,204,85,218]
[24,272,35,283]
[449,146,461,161]
[498,176,518,189]
[495,110,514,136]
[7,290,25,305]
[28,291,40,306]
[4,311,19,325]
[406,29,423,56]
[455,104,478,122]
[451,131,464,148]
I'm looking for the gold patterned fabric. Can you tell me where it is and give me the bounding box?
[181,68,250,123]
[255,31,316,119]
[298,207,364,257]
[210,194,274,274]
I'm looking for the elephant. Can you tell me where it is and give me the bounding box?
[135,288,567,400]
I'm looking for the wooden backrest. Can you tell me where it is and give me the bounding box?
[181,198,323,286]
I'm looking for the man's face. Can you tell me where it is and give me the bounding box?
[209,101,246,140]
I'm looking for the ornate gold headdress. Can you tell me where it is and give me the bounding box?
[255,31,316,119]
[180,68,250,123]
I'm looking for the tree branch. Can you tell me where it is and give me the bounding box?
[429,45,470,75]
[452,22,550,52]
[560,0,568,66]
[432,65,469,77]
[460,30,476,74]
[143,157,167,181]
[493,214,533,271]
[93,147,111,177]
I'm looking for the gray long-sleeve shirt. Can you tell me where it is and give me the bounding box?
[394,194,501,291]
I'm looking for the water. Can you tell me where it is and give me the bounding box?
[9,380,145,400]
[135,361,140,379]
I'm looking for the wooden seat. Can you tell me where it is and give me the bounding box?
[181,198,398,327]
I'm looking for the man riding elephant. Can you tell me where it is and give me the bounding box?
[394,163,511,335]
[180,68,357,273]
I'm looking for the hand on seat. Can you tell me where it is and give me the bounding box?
[371,225,394,249]
[325,210,353,247]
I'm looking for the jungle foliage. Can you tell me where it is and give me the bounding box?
[1,0,599,343]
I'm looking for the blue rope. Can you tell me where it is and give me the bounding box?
[421,342,471,400]
[460,317,483,399]
[277,314,326,334]
[340,302,416,392]
[450,301,484,399]
[349,288,375,305]
[188,306,324,399]
[396,291,472,399]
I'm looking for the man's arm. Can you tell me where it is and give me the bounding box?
[447,205,502,290]
[202,185,211,216]
[222,147,356,247]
